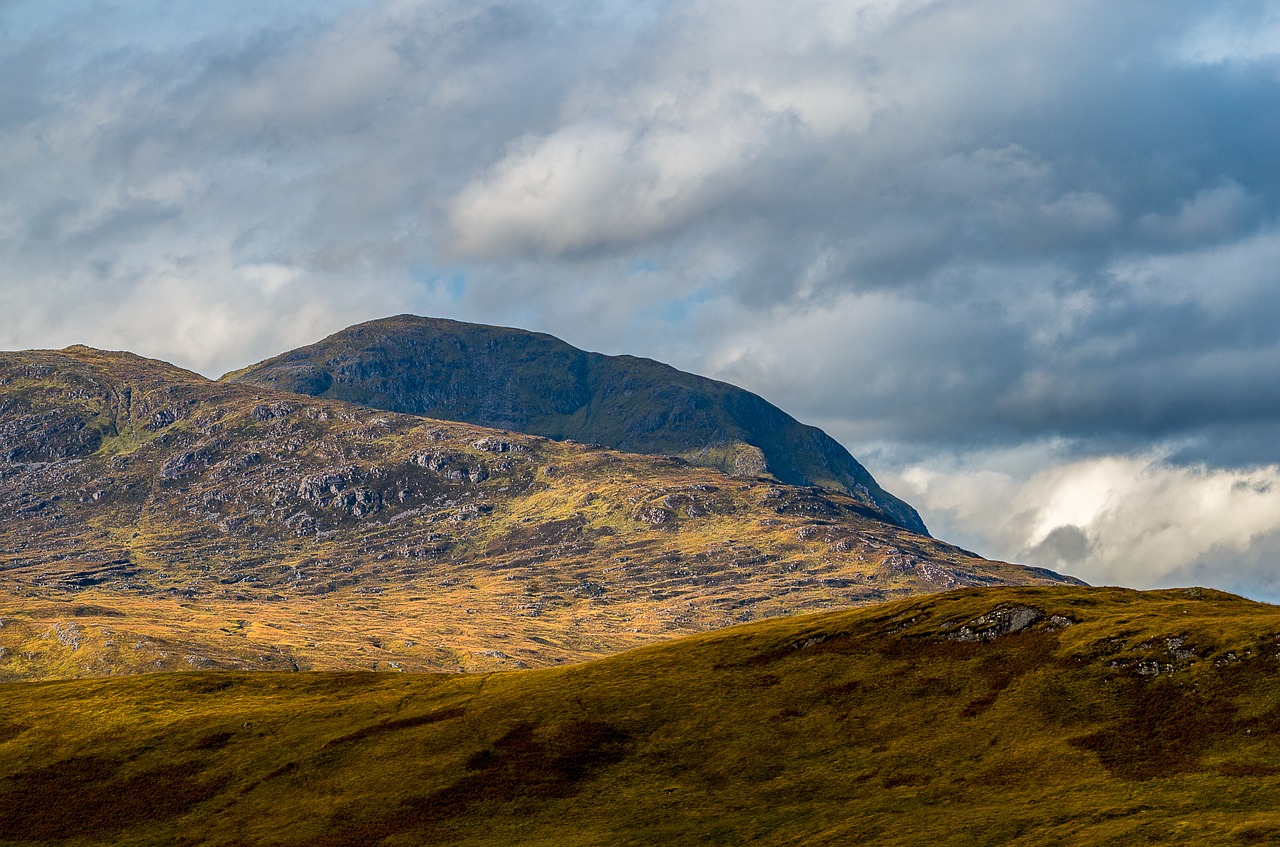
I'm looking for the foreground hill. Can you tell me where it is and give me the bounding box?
[0,346,1073,681]
[2,586,1279,846]
[222,314,928,534]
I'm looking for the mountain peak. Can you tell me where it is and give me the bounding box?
[224,314,928,535]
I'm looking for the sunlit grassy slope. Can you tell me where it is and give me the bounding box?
[4,585,1280,846]
[0,346,1073,681]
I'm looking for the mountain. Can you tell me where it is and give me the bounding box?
[1,585,1277,846]
[0,345,1075,681]
[222,315,928,535]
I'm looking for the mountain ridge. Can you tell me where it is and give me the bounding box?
[222,314,929,535]
[0,344,1076,681]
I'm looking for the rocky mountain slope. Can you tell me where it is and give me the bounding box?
[2,586,1278,846]
[0,346,1075,681]
[223,315,928,534]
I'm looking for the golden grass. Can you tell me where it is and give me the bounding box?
[2,586,1280,845]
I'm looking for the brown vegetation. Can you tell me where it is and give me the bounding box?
[1,586,1279,845]
[0,346,1075,681]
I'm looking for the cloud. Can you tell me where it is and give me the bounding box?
[4,0,1278,378]
[1176,6,1280,66]
[881,447,1280,599]
[1136,181,1263,245]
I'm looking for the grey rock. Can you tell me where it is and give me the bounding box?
[53,621,83,650]
[947,605,1045,642]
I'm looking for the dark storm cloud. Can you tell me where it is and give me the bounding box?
[424,0,1280,469]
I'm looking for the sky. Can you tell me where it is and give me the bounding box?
[2,0,1280,598]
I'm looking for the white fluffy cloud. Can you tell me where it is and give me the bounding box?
[881,448,1280,599]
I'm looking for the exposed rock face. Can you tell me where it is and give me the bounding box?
[943,605,1077,642]
[223,315,929,535]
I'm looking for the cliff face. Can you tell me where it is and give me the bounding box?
[223,315,928,535]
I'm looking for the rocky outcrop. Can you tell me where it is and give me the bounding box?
[942,604,1077,642]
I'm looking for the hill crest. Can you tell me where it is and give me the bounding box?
[222,314,928,535]
[1,585,1278,845]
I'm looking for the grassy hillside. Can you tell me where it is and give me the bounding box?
[0,346,1073,681]
[2,585,1280,845]
[222,314,928,534]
